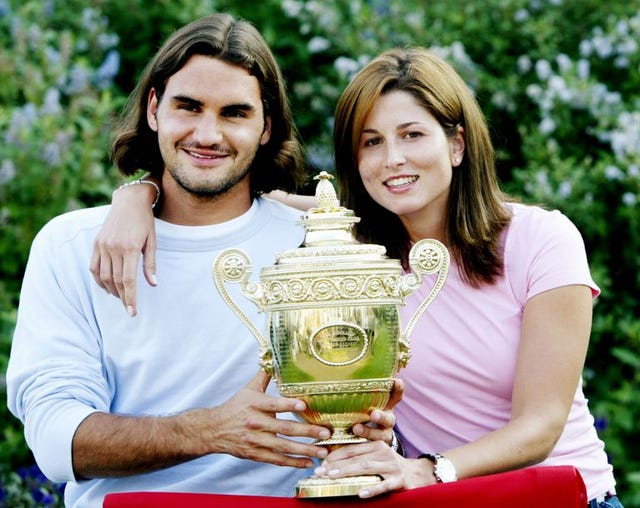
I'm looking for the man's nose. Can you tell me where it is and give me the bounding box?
[193,112,223,146]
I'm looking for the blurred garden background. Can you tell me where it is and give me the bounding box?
[1,0,639,505]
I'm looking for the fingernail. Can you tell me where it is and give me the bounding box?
[314,466,326,476]
[328,468,339,477]
[317,448,328,458]
[359,490,371,498]
[150,274,158,285]
[294,401,305,411]
[318,429,330,440]
[127,305,135,317]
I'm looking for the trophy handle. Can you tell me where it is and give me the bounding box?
[397,239,450,368]
[212,249,274,375]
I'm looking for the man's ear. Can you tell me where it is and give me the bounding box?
[147,89,159,132]
[260,116,272,146]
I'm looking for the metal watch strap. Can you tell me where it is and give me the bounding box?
[389,430,405,456]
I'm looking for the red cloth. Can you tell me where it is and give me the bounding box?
[103,465,587,507]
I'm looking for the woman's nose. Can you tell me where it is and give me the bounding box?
[383,142,406,168]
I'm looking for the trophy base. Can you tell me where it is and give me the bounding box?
[295,475,382,498]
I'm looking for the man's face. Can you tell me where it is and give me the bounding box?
[147,55,271,200]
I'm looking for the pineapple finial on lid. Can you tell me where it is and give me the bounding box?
[313,171,340,211]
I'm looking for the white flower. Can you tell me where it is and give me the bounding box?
[577,59,590,80]
[615,19,630,36]
[579,39,593,57]
[308,36,330,53]
[535,59,552,80]
[614,56,629,68]
[622,192,637,206]
[517,55,532,74]
[617,38,638,55]
[334,56,360,78]
[0,159,16,185]
[514,8,529,22]
[526,83,543,100]
[604,165,623,180]
[556,53,572,73]
[558,181,572,198]
[539,117,556,135]
[592,34,614,58]
[549,75,573,102]
[281,0,303,17]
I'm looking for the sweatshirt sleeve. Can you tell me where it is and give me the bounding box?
[6,216,111,482]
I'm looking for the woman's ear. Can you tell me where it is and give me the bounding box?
[451,125,465,167]
[147,89,159,132]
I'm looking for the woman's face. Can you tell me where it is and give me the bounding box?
[356,90,464,240]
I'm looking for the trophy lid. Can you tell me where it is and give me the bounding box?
[275,172,388,265]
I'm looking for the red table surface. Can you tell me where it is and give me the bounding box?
[103,465,587,507]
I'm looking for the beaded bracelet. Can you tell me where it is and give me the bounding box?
[117,179,161,209]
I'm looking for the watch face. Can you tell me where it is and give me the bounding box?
[434,457,457,483]
[419,453,457,483]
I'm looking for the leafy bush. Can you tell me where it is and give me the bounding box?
[1,0,638,506]
[1,1,122,505]
[0,464,65,507]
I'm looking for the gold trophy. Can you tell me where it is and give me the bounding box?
[213,172,449,497]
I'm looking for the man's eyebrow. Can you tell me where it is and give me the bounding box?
[169,95,258,114]
[171,95,203,107]
[221,102,258,114]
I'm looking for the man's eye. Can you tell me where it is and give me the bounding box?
[177,104,199,112]
[224,110,248,118]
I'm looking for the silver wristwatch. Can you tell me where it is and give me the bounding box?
[420,453,458,483]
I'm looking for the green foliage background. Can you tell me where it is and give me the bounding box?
[1,0,638,505]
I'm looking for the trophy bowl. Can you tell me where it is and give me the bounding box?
[213,172,449,497]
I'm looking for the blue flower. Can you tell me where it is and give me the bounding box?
[594,415,609,432]
[95,50,120,89]
[0,0,10,17]
[31,488,56,505]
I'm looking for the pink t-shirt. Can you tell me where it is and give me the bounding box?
[396,203,615,499]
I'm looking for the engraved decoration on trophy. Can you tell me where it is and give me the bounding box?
[213,172,449,497]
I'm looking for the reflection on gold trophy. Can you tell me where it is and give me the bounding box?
[213,172,449,497]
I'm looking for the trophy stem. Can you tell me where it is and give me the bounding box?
[314,427,368,446]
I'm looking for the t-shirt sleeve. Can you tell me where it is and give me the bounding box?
[505,205,600,304]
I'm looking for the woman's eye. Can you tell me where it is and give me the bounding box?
[363,138,381,147]
[404,131,423,139]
